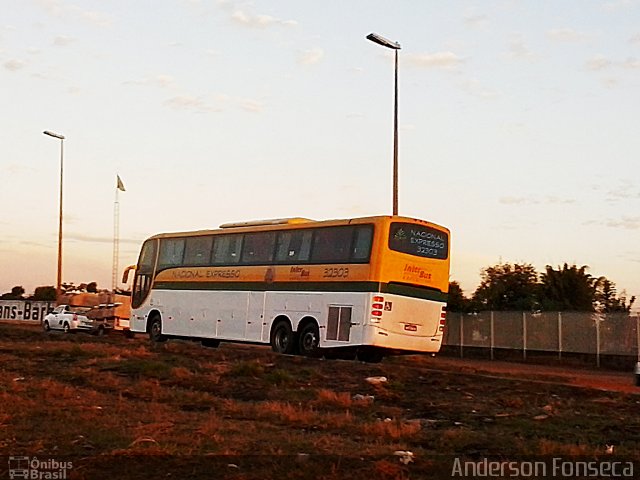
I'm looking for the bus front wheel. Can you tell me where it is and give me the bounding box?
[148,315,166,343]
[271,321,295,354]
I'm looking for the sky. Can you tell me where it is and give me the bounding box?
[1,0,639,306]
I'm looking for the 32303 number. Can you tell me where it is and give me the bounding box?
[323,267,349,278]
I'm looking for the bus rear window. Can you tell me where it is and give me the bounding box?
[388,222,448,260]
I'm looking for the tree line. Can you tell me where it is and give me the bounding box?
[449,262,636,313]
[0,282,100,301]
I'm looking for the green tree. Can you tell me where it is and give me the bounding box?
[0,286,25,300]
[472,262,539,311]
[31,286,57,301]
[447,281,471,312]
[539,264,596,311]
[594,277,636,313]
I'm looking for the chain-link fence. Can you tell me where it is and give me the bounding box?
[443,312,640,366]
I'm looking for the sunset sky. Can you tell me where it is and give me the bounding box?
[1,1,639,305]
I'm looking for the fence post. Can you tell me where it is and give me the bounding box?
[636,313,640,362]
[595,315,601,368]
[522,311,527,360]
[490,311,495,361]
[460,313,464,359]
[558,312,562,361]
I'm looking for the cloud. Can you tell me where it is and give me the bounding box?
[585,54,612,70]
[606,183,640,201]
[499,195,575,205]
[547,28,589,42]
[605,216,640,230]
[66,233,141,245]
[630,33,640,44]
[297,48,324,65]
[239,98,264,113]
[53,35,76,46]
[81,10,113,27]
[4,59,26,71]
[164,94,222,113]
[602,0,636,12]
[403,51,464,69]
[506,34,537,60]
[164,93,261,113]
[622,57,640,68]
[35,0,113,27]
[585,54,640,70]
[230,9,297,29]
[464,12,489,29]
[124,74,176,88]
[458,79,500,99]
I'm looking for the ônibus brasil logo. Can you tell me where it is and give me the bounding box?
[8,456,72,479]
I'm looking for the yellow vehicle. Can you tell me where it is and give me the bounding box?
[129,215,450,362]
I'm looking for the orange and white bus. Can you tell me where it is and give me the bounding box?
[129,215,450,362]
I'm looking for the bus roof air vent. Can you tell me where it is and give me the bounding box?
[219,218,315,229]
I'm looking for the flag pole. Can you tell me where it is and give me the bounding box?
[112,175,122,294]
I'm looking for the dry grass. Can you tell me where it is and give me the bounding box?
[1,322,639,479]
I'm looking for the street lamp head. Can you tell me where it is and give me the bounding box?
[366,32,401,50]
[43,130,65,140]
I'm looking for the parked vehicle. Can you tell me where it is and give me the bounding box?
[43,305,112,335]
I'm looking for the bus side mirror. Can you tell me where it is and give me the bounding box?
[122,265,136,284]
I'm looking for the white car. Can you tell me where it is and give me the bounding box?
[43,305,111,335]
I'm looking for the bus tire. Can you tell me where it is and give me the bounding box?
[270,320,295,354]
[148,314,166,343]
[298,321,320,357]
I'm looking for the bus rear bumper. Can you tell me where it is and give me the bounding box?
[366,325,443,353]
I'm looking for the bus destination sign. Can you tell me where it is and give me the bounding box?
[388,222,448,260]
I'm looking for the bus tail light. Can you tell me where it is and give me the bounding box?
[371,296,384,323]
[439,306,446,331]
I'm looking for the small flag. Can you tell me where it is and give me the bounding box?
[116,175,126,192]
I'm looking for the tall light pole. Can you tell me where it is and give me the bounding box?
[43,130,65,301]
[366,32,401,216]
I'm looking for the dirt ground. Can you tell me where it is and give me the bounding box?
[1,322,639,479]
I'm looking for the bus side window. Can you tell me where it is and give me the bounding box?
[351,226,373,261]
[311,226,353,263]
[158,238,185,269]
[275,230,312,263]
[184,236,214,266]
[241,232,276,264]
[212,234,243,265]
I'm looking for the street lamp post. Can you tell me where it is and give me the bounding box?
[366,32,401,216]
[43,130,65,301]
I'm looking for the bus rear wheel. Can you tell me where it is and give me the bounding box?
[298,322,320,357]
[148,315,166,343]
[271,321,295,354]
